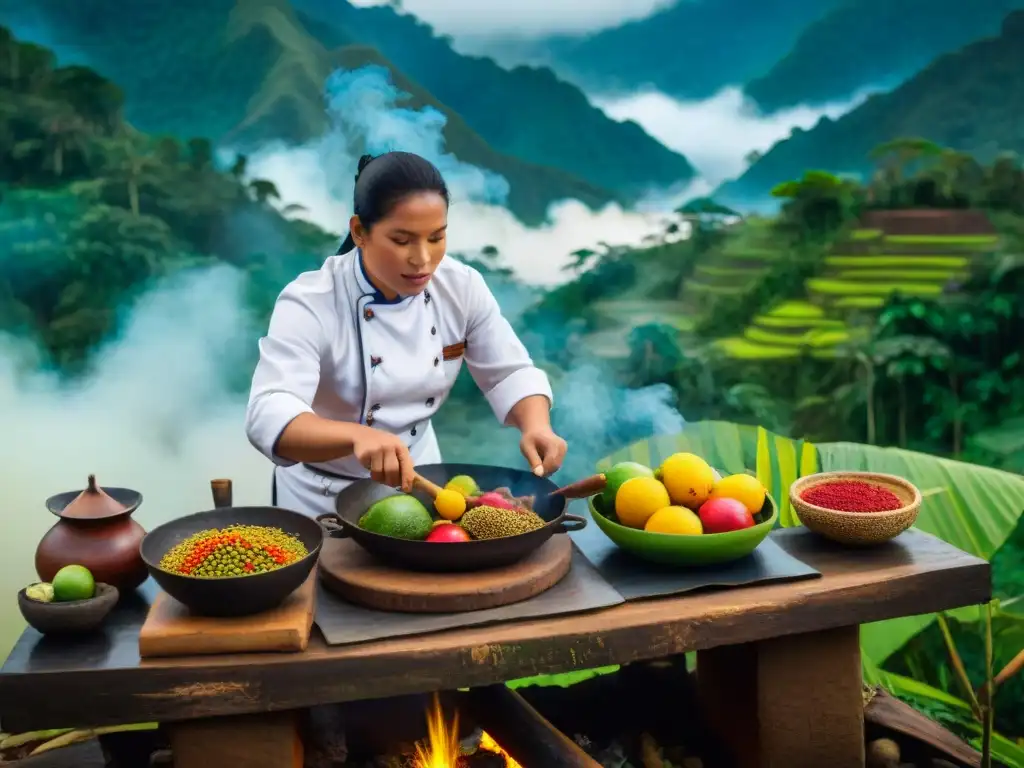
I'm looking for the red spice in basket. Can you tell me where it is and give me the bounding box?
[801,480,902,513]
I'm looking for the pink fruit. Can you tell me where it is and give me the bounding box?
[474,492,517,510]
[425,523,472,543]
[698,497,755,534]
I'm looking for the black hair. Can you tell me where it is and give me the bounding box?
[336,152,450,255]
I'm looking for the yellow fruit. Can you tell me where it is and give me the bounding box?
[709,473,766,514]
[644,506,703,535]
[659,452,716,508]
[615,477,671,529]
[434,489,467,521]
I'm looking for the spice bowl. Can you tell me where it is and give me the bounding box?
[790,471,922,546]
[18,583,120,635]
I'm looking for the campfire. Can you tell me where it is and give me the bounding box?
[413,694,522,767]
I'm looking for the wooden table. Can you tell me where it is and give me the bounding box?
[0,529,990,768]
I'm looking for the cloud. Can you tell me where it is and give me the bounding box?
[594,85,876,186]
[347,0,677,38]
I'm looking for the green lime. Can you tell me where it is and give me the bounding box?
[358,494,433,540]
[445,474,480,498]
[52,564,96,602]
[600,461,655,510]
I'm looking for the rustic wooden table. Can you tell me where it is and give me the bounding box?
[0,529,990,768]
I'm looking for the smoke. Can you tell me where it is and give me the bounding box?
[594,85,877,187]
[0,64,691,657]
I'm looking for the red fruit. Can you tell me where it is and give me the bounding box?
[425,523,472,543]
[698,497,755,534]
[474,492,517,510]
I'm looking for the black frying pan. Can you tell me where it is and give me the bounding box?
[317,463,586,572]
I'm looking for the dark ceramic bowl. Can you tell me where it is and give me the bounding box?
[318,462,586,572]
[18,582,120,635]
[140,506,324,617]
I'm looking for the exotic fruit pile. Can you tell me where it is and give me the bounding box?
[597,453,768,536]
[158,525,309,577]
[357,475,544,542]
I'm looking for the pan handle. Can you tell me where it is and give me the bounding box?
[316,512,350,538]
[554,513,587,534]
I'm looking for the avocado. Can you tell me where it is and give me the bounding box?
[358,494,433,540]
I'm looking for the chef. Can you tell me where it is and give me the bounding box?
[245,150,567,517]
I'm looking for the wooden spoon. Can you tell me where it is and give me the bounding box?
[550,473,608,499]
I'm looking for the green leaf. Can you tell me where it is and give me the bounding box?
[818,443,1024,662]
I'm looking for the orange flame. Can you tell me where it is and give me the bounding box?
[412,693,523,768]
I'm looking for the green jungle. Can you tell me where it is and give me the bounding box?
[1,1,1023,765]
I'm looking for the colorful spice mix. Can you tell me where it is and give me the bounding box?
[159,525,308,577]
[800,480,903,513]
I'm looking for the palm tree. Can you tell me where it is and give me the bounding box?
[96,129,162,217]
[249,178,281,204]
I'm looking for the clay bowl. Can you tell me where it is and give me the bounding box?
[140,506,324,617]
[789,471,922,546]
[18,582,119,635]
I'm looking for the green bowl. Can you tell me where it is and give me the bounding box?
[588,492,779,566]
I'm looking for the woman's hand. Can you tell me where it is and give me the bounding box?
[351,425,415,491]
[519,426,568,477]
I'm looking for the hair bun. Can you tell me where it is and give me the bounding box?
[355,154,376,181]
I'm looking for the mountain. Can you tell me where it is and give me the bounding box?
[720,11,1024,203]
[288,0,695,196]
[527,0,844,102]
[745,0,1024,112]
[1,0,694,221]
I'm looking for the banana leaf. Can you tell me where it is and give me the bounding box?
[597,423,1024,664]
[818,442,1024,663]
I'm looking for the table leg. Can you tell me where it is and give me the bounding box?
[697,625,865,768]
[168,711,303,768]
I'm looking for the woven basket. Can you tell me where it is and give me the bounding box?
[789,471,922,546]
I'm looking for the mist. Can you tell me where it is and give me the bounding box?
[241,64,675,285]
[594,85,877,186]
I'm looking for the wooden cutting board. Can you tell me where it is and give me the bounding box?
[138,571,317,658]
[319,535,572,613]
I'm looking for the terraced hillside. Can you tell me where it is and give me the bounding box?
[716,209,1001,361]
[681,218,783,316]
[579,218,795,361]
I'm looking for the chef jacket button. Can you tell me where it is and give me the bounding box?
[411,426,418,436]
[433,357,439,367]
[431,326,436,335]
[363,307,374,321]
[426,397,435,406]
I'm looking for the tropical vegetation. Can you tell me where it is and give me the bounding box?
[1,12,1024,766]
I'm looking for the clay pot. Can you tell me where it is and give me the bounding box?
[36,477,147,592]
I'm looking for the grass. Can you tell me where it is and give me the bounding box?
[716,337,802,360]
[686,281,748,296]
[752,315,846,329]
[851,228,884,240]
[766,300,824,319]
[833,296,887,309]
[826,255,971,268]
[743,326,852,348]
[694,264,768,279]
[834,269,965,281]
[806,278,944,297]
[884,234,998,246]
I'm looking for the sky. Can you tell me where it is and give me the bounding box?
[348,0,677,37]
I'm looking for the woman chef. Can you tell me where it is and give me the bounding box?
[245,151,568,517]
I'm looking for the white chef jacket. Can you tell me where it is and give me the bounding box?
[245,249,554,517]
